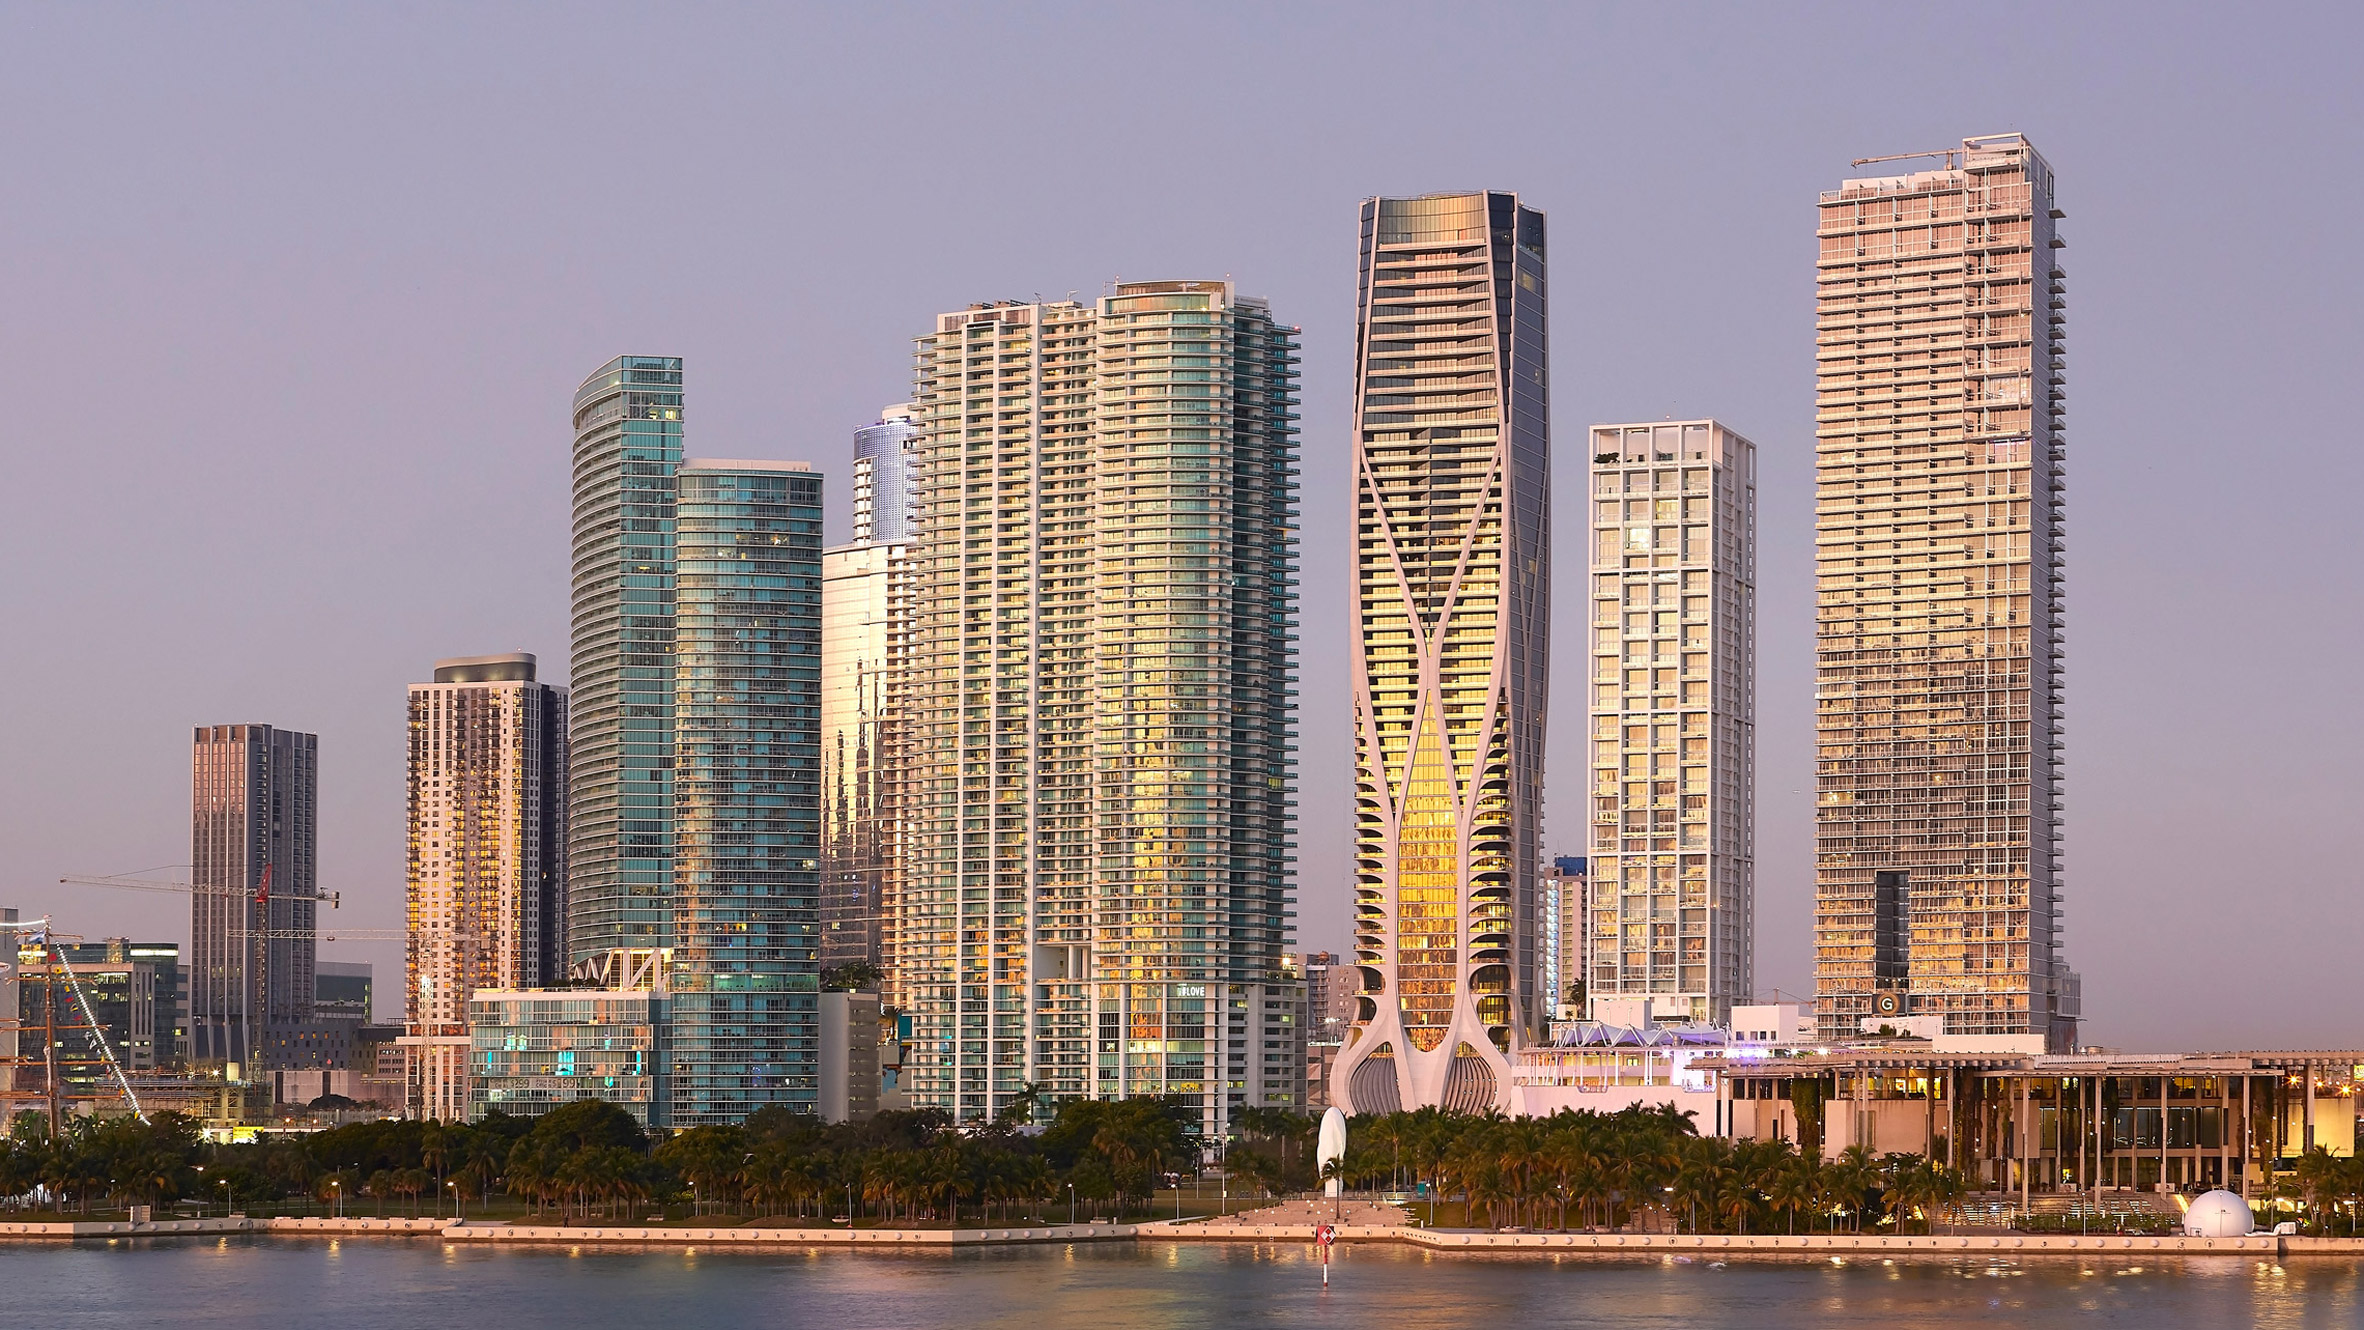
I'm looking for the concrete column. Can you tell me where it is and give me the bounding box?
[2304,1064,2317,1153]
[2240,1074,2252,1197]
[2018,1076,2030,1212]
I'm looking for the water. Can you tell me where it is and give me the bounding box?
[6,1238,2361,1329]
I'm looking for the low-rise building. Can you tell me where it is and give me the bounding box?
[466,953,668,1126]
[1706,1045,2363,1200]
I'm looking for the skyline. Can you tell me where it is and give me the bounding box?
[6,6,2361,1051]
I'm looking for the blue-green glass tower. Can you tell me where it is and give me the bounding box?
[672,460,823,1122]
[569,357,683,961]
[568,356,821,1125]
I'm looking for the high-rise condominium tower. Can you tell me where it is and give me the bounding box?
[903,281,1300,1133]
[569,355,825,1125]
[190,724,318,1070]
[1584,421,1756,1028]
[1811,135,2074,1047]
[1333,192,1549,1117]
[401,653,567,1121]
[1541,856,1586,1019]
[821,404,918,987]
[852,404,920,545]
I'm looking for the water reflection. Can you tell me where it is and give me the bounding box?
[3,1239,2357,1330]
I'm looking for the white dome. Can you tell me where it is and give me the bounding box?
[2183,1190,2253,1237]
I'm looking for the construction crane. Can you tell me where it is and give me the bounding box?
[58,872,397,940]
[60,869,399,1069]
[2,916,146,1130]
[60,869,342,908]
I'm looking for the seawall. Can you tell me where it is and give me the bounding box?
[3,1214,2357,1260]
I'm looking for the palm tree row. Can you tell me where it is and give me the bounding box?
[1321,1105,1970,1234]
[1,1093,1199,1226]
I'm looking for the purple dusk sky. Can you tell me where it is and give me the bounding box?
[2,4,2356,1047]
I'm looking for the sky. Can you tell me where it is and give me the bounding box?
[2,3,2357,1048]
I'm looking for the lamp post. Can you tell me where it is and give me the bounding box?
[448,1180,460,1221]
[1068,1183,1077,1226]
[221,1179,233,1219]
[331,1179,342,1219]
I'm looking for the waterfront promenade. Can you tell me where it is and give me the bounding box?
[5,1212,2358,1259]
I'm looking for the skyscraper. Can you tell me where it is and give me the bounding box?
[567,356,825,1125]
[568,356,683,963]
[190,724,318,1071]
[1541,856,1587,1020]
[1584,420,1756,1028]
[821,404,918,988]
[401,652,567,1121]
[1811,135,2075,1047]
[902,281,1301,1133]
[669,458,824,1122]
[1333,191,1550,1117]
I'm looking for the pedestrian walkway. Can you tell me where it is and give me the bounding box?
[1199,1198,1407,1229]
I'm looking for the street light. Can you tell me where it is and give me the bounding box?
[330,1179,342,1219]
[1068,1183,1077,1226]
[448,1180,460,1221]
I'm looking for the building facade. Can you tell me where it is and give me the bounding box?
[668,459,825,1123]
[568,357,683,964]
[567,357,825,1126]
[469,952,667,1126]
[1302,950,1356,1109]
[852,403,920,545]
[1540,857,1587,1020]
[1810,136,2075,1046]
[190,724,319,1071]
[901,280,1301,1134]
[401,652,567,1121]
[823,402,921,984]
[819,539,910,984]
[1584,421,1756,1027]
[1333,191,1550,1116]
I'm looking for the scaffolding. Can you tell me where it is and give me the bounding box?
[1,917,145,1132]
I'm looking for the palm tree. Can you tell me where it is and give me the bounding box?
[1713,1170,1758,1235]
[1762,1160,1810,1235]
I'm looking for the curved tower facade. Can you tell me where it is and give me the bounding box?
[568,356,684,961]
[1333,192,1550,1115]
[851,404,919,544]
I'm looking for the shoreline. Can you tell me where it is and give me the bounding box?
[4,1215,2358,1260]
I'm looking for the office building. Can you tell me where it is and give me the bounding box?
[316,961,373,1026]
[1810,135,2076,1047]
[820,414,914,985]
[15,954,157,1085]
[401,652,568,1121]
[902,280,1301,1133]
[190,724,319,1071]
[48,939,184,1068]
[1584,421,1757,1027]
[1333,192,1550,1116]
[568,357,825,1126]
